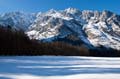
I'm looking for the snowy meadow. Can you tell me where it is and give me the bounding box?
[0,56,120,79]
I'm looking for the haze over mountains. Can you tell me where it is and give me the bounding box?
[0,8,120,50]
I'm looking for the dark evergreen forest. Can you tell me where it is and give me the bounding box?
[0,25,119,57]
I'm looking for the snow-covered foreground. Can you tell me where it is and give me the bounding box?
[0,56,120,79]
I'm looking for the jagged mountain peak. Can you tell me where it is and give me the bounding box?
[47,9,58,14]
[64,7,80,14]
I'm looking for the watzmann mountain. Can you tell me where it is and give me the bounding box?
[0,8,120,50]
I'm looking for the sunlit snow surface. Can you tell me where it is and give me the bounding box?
[0,56,120,79]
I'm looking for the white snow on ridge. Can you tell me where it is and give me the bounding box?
[27,29,59,40]
[0,56,120,79]
[84,20,120,50]
[44,9,73,20]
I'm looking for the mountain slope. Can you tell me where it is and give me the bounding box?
[0,8,120,50]
[0,12,36,30]
[27,8,120,50]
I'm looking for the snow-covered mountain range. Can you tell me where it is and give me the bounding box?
[0,11,36,30]
[0,8,120,50]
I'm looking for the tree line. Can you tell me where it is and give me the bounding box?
[0,25,119,57]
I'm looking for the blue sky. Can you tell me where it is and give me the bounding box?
[0,0,120,14]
